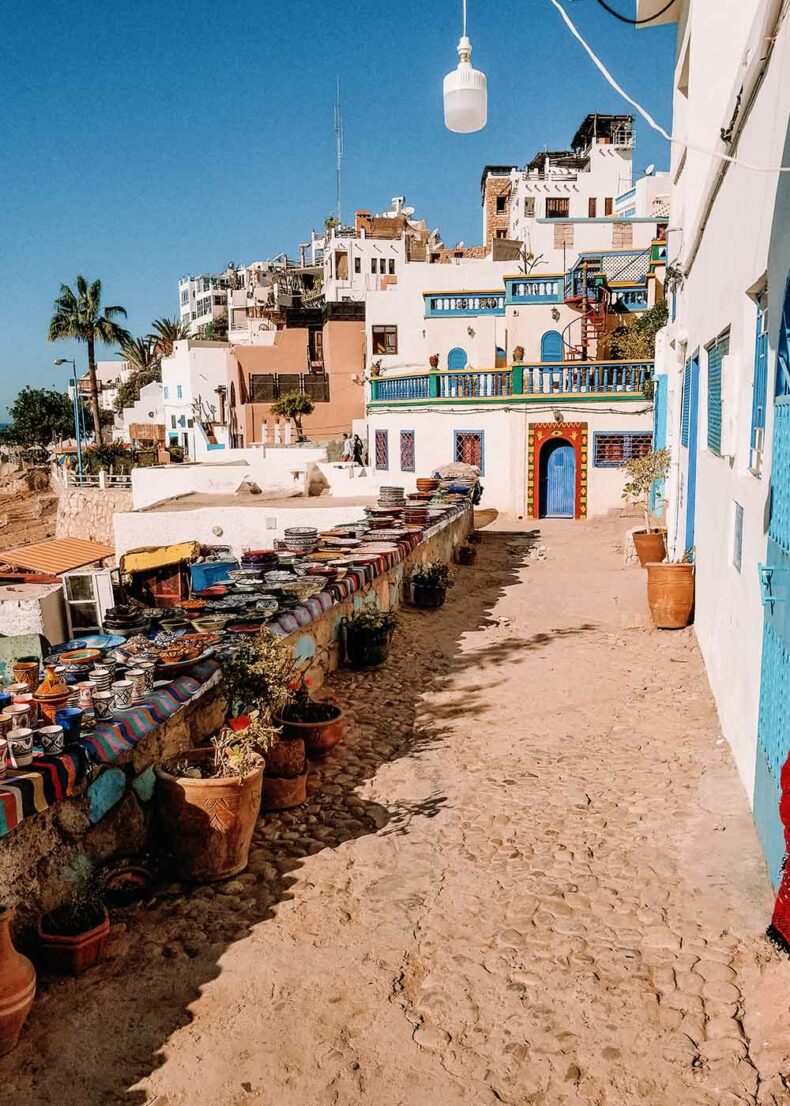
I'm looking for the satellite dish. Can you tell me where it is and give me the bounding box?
[402,206,415,217]
[645,164,656,176]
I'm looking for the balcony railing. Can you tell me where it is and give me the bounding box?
[369,361,653,403]
[424,293,505,318]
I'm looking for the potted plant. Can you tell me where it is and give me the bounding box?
[512,345,525,363]
[154,723,268,882]
[456,544,477,566]
[37,871,110,974]
[621,447,671,566]
[410,562,454,608]
[646,547,695,629]
[344,605,398,669]
[275,677,347,760]
[428,353,440,369]
[222,632,310,810]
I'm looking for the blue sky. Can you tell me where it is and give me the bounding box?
[0,0,676,412]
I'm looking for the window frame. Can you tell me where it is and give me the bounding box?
[604,197,614,216]
[453,429,485,475]
[592,431,653,468]
[372,325,398,355]
[588,197,597,218]
[545,197,570,220]
[749,296,769,474]
[732,500,744,572]
[705,331,730,456]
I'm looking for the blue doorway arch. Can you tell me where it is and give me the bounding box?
[541,330,564,362]
[539,438,576,518]
[448,347,467,370]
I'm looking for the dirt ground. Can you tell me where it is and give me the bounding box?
[3,512,790,1106]
[0,468,56,551]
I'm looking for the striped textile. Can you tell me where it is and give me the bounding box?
[0,658,221,838]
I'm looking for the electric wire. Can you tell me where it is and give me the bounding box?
[592,0,678,26]
[548,0,790,173]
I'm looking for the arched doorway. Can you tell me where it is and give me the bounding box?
[448,347,468,370]
[539,438,576,518]
[540,330,564,362]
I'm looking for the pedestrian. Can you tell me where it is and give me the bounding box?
[342,432,354,463]
[353,434,365,466]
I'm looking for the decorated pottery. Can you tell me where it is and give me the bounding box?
[12,660,40,693]
[7,728,33,768]
[0,907,36,1056]
[38,725,65,755]
[0,739,7,779]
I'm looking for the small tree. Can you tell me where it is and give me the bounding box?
[270,392,315,441]
[609,300,669,361]
[6,387,74,448]
[621,447,670,533]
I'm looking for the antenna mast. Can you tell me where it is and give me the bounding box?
[334,77,344,225]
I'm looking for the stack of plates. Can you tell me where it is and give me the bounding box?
[284,527,320,554]
[416,478,441,494]
[379,486,406,508]
[362,529,408,542]
[404,507,430,526]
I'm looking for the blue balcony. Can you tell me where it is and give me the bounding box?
[369,360,653,404]
[424,292,505,318]
[505,276,564,304]
[609,287,649,310]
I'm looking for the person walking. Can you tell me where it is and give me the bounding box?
[353,434,365,466]
[342,432,354,463]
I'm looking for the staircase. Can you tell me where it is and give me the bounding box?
[562,294,609,361]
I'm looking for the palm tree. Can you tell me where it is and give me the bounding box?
[48,276,129,445]
[119,335,161,376]
[150,316,190,357]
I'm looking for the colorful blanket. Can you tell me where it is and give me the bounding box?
[0,658,221,838]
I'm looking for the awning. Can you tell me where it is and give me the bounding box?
[0,538,115,575]
[120,541,200,574]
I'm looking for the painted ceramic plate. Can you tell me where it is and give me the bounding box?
[355,543,399,554]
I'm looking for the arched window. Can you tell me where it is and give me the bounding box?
[540,330,564,363]
[448,347,468,370]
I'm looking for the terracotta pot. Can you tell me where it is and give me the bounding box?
[512,345,525,363]
[36,909,110,975]
[428,355,440,369]
[346,625,393,670]
[632,529,667,567]
[37,694,70,727]
[154,749,263,882]
[265,735,306,779]
[0,907,36,1055]
[275,706,347,760]
[456,546,477,565]
[12,661,40,694]
[646,562,695,629]
[260,766,308,811]
[412,584,447,609]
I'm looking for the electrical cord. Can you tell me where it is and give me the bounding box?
[592,0,678,25]
[549,0,790,173]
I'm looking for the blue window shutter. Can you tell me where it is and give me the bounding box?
[707,341,726,454]
[681,360,691,448]
[751,305,769,450]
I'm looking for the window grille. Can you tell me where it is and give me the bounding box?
[706,333,730,455]
[375,429,389,470]
[732,501,744,572]
[454,430,484,473]
[681,361,692,447]
[593,432,653,468]
[400,430,415,472]
[545,197,570,219]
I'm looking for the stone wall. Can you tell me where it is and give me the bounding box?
[56,487,133,546]
[0,510,471,931]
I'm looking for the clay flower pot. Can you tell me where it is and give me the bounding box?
[275,705,347,760]
[646,562,695,629]
[0,907,36,1055]
[412,584,447,609]
[260,766,308,812]
[632,529,667,567]
[456,545,477,566]
[265,735,307,779]
[345,625,393,670]
[154,749,264,882]
[512,345,525,363]
[428,354,440,369]
[36,910,110,975]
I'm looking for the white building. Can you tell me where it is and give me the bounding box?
[644,0,790,885]
[365,252,659,518]
[178,272,234,335]
[116,381,165,447]
[71,359,130,415]
[161,340,235,458]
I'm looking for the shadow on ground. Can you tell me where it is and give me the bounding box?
[0,528,547,1106]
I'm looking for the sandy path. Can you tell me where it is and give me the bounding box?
[2,514,789,1105]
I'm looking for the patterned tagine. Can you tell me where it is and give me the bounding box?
[34,664,71,726]
[0,907,35,1056]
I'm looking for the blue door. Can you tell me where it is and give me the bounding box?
[448,347,467,370]
[541,330,564,363]
[540,439,576,518]
[681,352,700,553]
[754,275,790,887]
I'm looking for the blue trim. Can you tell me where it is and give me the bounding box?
[424,293,505,318]
[375,428,389,471]
[540,330,564,363]
[706,337,728,455]
[650,375,668,511]
[400,429,415,472]
[505,277,564,305]
[453,429,485,475]
[683,352,700,552]
[447,347,468,370]
[751,304,769,460]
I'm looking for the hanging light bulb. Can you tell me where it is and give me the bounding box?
[443,0,487,133]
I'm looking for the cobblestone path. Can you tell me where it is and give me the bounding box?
[3,516,789,1105]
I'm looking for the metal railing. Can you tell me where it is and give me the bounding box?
[369,361,653,403]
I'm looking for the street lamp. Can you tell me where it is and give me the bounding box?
[54,358,83,476]
[443,0,487,133]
